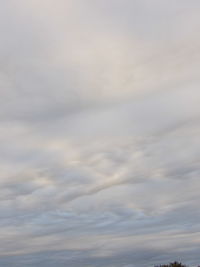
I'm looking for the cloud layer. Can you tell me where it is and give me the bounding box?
[0,1,200,266]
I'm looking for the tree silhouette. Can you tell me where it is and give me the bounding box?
[155,261,187,267]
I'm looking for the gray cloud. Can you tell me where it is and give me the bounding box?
[0,0,200,266]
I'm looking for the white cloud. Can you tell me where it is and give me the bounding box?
[0,0,200,266]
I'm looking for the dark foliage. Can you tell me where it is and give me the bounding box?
[155,261,188,267]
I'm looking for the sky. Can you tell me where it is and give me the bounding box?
[0,0,200,266]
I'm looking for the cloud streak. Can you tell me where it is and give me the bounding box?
[0,0,200,266]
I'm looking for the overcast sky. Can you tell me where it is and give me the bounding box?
[0,1,200,266]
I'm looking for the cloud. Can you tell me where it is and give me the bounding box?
[0,0,200,266]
